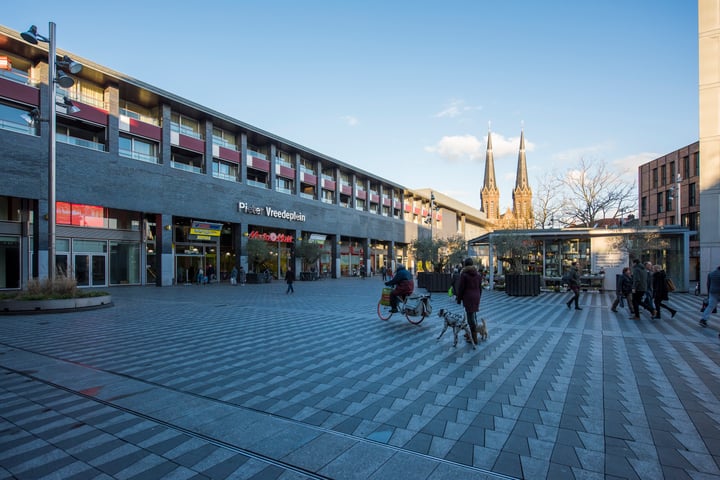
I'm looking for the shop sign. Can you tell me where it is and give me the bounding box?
[190,221,223,241]
[248,230,294,243]
[238,202,306,222]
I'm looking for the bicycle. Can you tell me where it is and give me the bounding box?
[377,289,432,324]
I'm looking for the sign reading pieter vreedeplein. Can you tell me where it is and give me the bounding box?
[238,202,306,223]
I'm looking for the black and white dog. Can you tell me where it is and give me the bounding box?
[437,308,476,349]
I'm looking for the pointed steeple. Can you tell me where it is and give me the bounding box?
[512,128,533,228]
[481,126,500,221]
[515,129,529,191]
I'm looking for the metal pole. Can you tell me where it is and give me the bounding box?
[48,21,57,280]
[677,173,682,226]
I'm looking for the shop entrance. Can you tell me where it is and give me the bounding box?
[72,240,107,287]
[176,254,205,285]
[74,254,106,287]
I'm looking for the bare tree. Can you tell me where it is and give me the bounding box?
[558,158,636,227]
[533,173,564,228]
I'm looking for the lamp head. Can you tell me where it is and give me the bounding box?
[56,70,75,88]
[59,55,82,74]
[63,96,81,114]
[21,108,40,125]
[20,25,40,44]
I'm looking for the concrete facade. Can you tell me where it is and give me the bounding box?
[699,0,720,285]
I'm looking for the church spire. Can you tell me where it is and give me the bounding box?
[481,126,500,220]
[515,128,529,191]
[512,127,533,228]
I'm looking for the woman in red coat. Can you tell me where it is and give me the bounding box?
[456,258,483,344]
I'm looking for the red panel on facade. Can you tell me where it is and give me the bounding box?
[404,204,411,212]
[322,178,335,190]
[70,102,108,125]
[218,146,240,163]
[383,198,391,206]
[249,156,270,171]
[0,77,40,105]
[278,165,295,178]
[341,185,352,195]
[301,172,317,185]
[370,194,380,203]
[129,119,161,141]
[179,134,205,153]
[356,190,367,200]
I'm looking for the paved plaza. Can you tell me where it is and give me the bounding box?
[1,276,720,479]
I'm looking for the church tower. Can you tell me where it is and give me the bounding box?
[511,129,534,228]
[480,129,500,221]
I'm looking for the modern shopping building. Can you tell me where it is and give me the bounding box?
[638,141,701,282]
[0,24,496,289]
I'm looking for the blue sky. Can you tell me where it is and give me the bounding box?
[4,1,698,211]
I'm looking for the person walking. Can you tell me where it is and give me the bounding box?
[384,264,414,313]
[239,266,247,286]
[700,265,720,327]
[455,258,483,345]
[652,265,677,318]
[642,262,656,315]
[285,267,295,294]
[611,267,633,313]
[565,262,582,310]
[631,259,651,319]
[230,265,238,285]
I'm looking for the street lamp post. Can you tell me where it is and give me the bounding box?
[676,173,682,226]
[21,22,81,280]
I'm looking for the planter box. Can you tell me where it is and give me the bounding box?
[417,272,453,292]
[505,274,541,296]
[0,295,113,314]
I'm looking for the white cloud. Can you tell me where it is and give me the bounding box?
[434,99,482,119]
[425,131,534,162]
[340,115,359,126]
[424,134,483,161]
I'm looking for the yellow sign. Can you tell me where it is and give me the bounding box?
[190,228,220,237]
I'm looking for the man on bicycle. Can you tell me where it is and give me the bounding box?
[385,264,414,313]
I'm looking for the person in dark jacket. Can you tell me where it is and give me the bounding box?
[385,265,414,312]
[631,259,650,319]
[456,258,483,344]
[611,267,633,313]
[700,265,720,327]
[285,267,295,294]
[565,262,582,310]
[652,264,676,318]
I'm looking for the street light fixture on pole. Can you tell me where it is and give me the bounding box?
[21,22,82,280]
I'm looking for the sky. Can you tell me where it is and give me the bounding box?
[3,1,699,212]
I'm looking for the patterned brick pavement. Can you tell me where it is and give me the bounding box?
[1,277,719,479]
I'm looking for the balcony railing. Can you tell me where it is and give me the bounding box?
[119,148,159,164]
[120,108,160,126]
[171,161,202,174]
[57,133,105,151]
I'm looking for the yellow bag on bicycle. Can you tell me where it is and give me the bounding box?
[380,287,392,306]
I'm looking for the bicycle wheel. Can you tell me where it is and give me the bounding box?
[405,305,428,325]
[377,301,393,320]
[405,308,427,325]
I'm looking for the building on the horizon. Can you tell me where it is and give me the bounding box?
[480,128,534,229]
